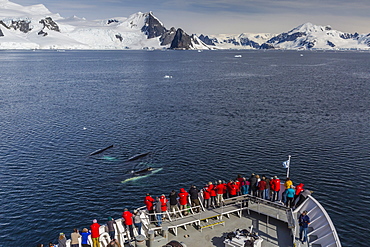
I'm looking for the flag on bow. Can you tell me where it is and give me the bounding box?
[282,159,290,168]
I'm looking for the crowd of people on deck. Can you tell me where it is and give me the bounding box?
[39,173,311,247]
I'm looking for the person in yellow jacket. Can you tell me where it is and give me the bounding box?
[282,178,293,204]
[284,178,293,190]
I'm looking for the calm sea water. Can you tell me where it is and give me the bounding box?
[0,50,369,247]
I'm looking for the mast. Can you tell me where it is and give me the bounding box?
[286,155,291,178]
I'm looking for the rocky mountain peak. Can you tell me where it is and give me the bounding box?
[141,11,167,39]
[170,28,192,49]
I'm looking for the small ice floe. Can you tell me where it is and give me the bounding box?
[164,75,173,79]
[234,55,242,58]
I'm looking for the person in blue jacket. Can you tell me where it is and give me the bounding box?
[285,185,296,208]
[81,228,91,247]
[299,210,311,243]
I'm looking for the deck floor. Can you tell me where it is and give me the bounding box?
[152,210,294,247]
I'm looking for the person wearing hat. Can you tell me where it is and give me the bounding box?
[298,210,310,243]
[106,217,116,241]
[90,219,100,247]
[58,233,66,247]
[202,185,211,209]
[178,188,189,215]
[160,194,168,212]
[216,181,226,206]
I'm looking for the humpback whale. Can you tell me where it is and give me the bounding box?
[89,145,114,156]
[121,168,163,183]
[132,167,153,175]
[127,152,150,161]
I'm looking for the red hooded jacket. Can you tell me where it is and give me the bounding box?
[295,183,304,195]
[178,188,189,205]
[144,195,155,211]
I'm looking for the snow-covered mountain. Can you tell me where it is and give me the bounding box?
[1,0,369,50]
[199,23,370,50]
[0,0,210,50]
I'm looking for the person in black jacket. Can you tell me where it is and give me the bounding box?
[189,185,200,213]
[249,173,258,196]
[168,190,180,217]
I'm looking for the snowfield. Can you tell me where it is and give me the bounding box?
[0,0,369,50]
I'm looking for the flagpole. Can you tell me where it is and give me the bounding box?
[286,155,291,178]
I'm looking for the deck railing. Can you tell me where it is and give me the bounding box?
[137,193,294,236]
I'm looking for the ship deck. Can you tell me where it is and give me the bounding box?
[163,210,293,247]
[135,195,296,247]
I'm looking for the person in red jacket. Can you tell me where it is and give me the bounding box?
[144,193,155,221]
[235,180,241,196]
[178,188,189,215]
[202,184,211,209]
[236,175,244,196]
[160,194,168,212]
[294,183,304,206]
[228,181,238,198]
[90,219,100,247]
[208,182,217,208]
[216,180,225,207]
[270,176,281,202]
[122,208,134,239]
[257,178,267,199]
[222,181,228,199]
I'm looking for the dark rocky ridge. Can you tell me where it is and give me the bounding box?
[0,19,32,33]
[198,34,216,46]
[170,28,192,49]
[39,17,60,32]
[160,27,177,46]
[140,13,204,49]
[141,12,167,39]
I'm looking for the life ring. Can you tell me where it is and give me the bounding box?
[99,232,111,246]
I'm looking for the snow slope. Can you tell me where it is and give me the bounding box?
[0,0,369,50]
[266,22,369,50]
[0,1,172,49]
[200,22,370,50]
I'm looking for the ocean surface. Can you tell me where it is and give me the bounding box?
[0,50,369,247]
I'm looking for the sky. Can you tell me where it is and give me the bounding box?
[8,0,370,35]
